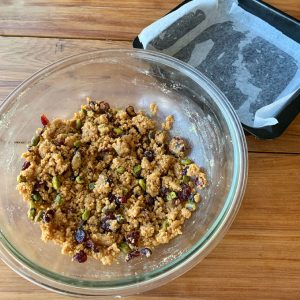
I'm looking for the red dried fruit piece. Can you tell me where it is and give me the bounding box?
[126,231,140,246]
[115,196,127,205]
[181,167,188,176]
[125,250,141,262]
[100,214,116,233]
[126,106,136,117]
[42,209,55,223]
[73,250,87,263]
[41,114,49,126]
[144,150,155,162]
[99,101,110,113]
[85,239,99,253]
[22,161,30,171]
[178,184,192,201]
[145,195,155,206]
[160,187,169,197]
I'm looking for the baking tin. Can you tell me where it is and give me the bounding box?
[133,0,300,139]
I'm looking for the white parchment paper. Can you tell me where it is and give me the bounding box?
[138,0,300,127]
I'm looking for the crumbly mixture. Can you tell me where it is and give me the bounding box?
[149,103,158,115]
[16,99,207,265]
[162,115,174,131]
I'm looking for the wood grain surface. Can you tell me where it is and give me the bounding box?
[0,0,299,299]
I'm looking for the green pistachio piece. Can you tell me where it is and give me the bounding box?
[76,176,84,184]
[113,127,123,135]
[76,119,83,130]
[31,192,41,202]
[54,193,63,205]
[74,140,81,148]
[182,175,190,184]
[118,242,131,254]
[52,176,60,191]
[17,174,25,183]
[138,179,146,191]
[31,135,40,146]
[89,182,95,190]
[116,166,125,174]
[27,207,36,221]
[180,158,193,166]
[161,220,169,231]
[133,165,142,177]
[185,201,197,211]
[167,191,177,201]
[82,209,90,221]
[72,151,82,170]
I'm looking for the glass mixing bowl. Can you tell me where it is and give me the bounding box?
[0,49,247,297]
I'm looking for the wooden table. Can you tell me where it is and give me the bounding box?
[0,1,299,299]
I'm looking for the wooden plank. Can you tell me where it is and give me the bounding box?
[0,152,299,299]
[0,36,299,154]
[0,5,167,40]
[0,37,130,101]
[21,0,182,10]
[0,1,298,41]
[266,0,300,20]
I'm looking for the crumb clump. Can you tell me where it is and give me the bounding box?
[150,103,158,115]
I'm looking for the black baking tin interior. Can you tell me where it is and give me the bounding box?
[133,0,300,139]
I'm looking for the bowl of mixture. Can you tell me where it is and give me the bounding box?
[0,49,247,296]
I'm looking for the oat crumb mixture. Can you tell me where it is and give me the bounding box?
[16,99,207,265]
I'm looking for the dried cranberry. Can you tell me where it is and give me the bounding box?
[73,250,87,263]
[126,231,140,246]
[100,214,115,233]
[178,184,192,201]
[53,139,64,146]
[41,114,49,126]
[145,195,155,206]
[85,239,94,249]
[96,149,109,161]
[160,187,169,197]
[144,150,155,162]
[125,250,141,262]
[126,106,136,117]
[75,228,86,244]
[42,209,55,223]
[34,181,44,190]
[115,196,127,206]
[181,167,188,176]
[99,101,110,113]
[21,161,30,171]
[140,247,152,257]
[106,112,114,122]
[85,239,99,253]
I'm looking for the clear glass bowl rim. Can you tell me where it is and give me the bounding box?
[0,49,248,296]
